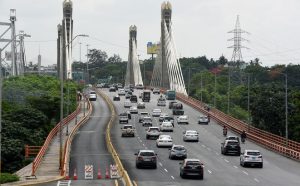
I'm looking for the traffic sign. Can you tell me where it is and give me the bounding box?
[85,165,93,179]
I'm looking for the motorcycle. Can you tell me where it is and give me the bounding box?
[223,129,227,136]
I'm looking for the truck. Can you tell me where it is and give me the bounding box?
[166,90,176,100]
[142,90,151,102]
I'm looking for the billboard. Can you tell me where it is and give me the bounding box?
[147,42,159,54]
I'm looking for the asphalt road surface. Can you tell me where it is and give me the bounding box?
[68,90,114,184]
[104,88,300,186]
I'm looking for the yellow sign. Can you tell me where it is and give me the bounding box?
[147,42,159,54]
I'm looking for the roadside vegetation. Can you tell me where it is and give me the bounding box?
[1,74,80,174]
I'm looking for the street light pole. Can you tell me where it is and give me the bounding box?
[284,73,288,143]
[86,44,89,84]
[188,67,191,96]
[200,73,203,102]
[247,73,250,131]
[214,73,216,107]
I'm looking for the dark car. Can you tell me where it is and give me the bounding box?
[180,159,204,179]
[113,95,120,101]
[109,86,116,92]
[221,140,241,155]
[130,95,138,103]
[135,150,157,169]
[169,101,177,109]
[173,109,184,115]
[125,91,132,99]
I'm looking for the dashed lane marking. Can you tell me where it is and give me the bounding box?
[242,171,249,175]
[208,170,212,174]
[254,178,260,183]
[207,147,211,151]
[171,176,175,180]
[215,152,220,155]
[224,159,229,163]
[201,144,206,148]
[159,162,163,167]
[233,166,238,169]
[164,168,168,172]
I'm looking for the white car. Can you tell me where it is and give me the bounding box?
[124,100,132,108]
[152,108,162,117]
[198,115,209,124]
[146,127,161,139]
[89,91,97,101]
[130,106,138,114]
[157,99,166,106]
[183,130,199,142]
[156,135,173,147]
[160,121,173,132]
[159,113,169,122]
[240,150,263,168]
[137,102,145,109]
[177,115,189,124]
[118,89,126,96]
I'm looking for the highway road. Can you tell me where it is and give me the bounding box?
[103,88,300,186]
[67,91,114,184]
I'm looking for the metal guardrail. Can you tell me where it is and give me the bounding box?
[97,90,134,186]
[176,93,300,161]
[61,98,92,176]
[31,103,82,176]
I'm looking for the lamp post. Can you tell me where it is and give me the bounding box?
[59,33,88,169]
[214,72,217,107]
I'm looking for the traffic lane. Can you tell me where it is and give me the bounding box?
[181,100,300,185]
[69,94,113,180]
[107,90,176,185]
[117,91,257,185]
[128,92,293,186]
[133,108,258,186]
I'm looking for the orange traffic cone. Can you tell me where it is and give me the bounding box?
[65,172,70,180]
[97,168,102,179]
[73,168,78,180]
[105,166,110,179]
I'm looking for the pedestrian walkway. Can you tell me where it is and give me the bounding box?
[3,100,87,186]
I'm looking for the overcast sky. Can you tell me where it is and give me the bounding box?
[1,0,300,67]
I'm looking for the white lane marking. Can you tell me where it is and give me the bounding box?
[254,178,260,183]
[139,139,142,143]
[224,159,229,163]
[242,171,249,175]
[207,147,211,151]
[201,144,206,148]
[171,176,175,180]
[233,166,238,169]
[164,168,168,172]
[207,170,212,174]
[137,136,140,139]
[159,162,163,167]
[215,152,220,155]
[142,144,145,146]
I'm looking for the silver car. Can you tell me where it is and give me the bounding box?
[240,150,263,168]
[169,145,187,160]
[183,130,199,142]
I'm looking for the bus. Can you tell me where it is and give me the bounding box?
[166,90,176,100]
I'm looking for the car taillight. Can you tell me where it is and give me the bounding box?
[138,157,143,161]
[258,155,262,158]
[244,156,249,158]
[168,140,172,142]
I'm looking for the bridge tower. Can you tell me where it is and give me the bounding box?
[125,25,143,86]
[59,0,73,80]
[150,1,187,95]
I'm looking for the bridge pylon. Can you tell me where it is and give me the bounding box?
[150,1,187,95]
[125,25,143,86]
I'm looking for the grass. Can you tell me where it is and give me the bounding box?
[0,173,20,184]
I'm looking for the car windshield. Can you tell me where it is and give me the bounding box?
[186,161,201,166]
[227,141,239,145]
[149,128,159,132]
[153,109,161,112]
[140,152,155,156]
[144,118,151,122]
[90,92,96,95]
[120,113,127,116]
[173,146,185,151]
[123,126,132,129]
[160,136,171,139]
[186,131,197,135]
[140,112,148,115]
[247,151,261,156]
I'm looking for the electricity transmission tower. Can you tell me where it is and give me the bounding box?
[228,15,249,63]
